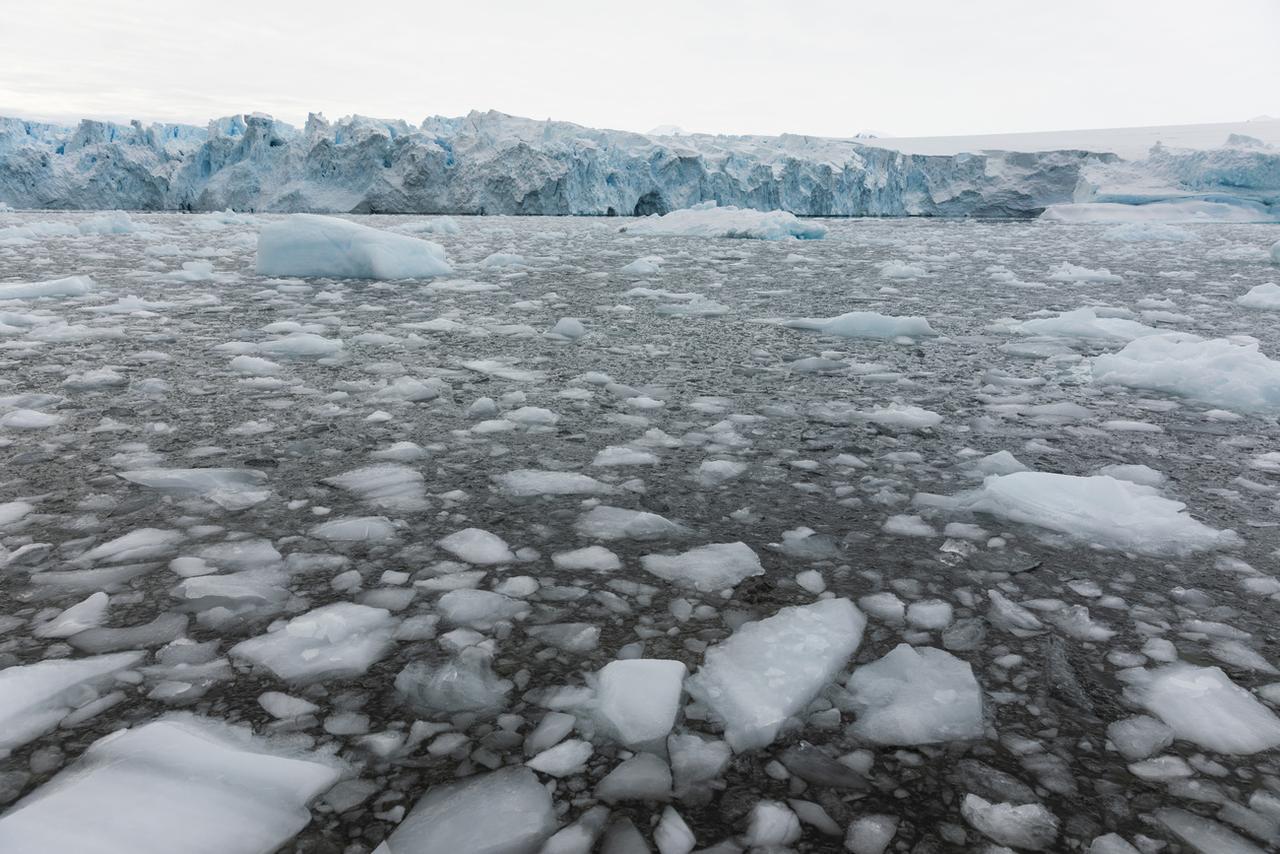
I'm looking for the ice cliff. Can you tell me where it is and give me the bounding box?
[0,110,1276,218]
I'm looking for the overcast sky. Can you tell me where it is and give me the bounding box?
[2,0,1276,138]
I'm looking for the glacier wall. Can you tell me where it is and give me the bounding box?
[0,110,1276,218]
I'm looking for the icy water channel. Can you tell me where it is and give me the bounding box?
[0,210,1279,853]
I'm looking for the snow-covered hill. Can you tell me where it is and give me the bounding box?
[0,110,1276,218]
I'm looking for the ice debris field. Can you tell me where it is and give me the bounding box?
[0,202,1278,854]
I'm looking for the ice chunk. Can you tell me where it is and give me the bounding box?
[1015,308,1158,341]
[1093,333,1280,412]
[686,598,866,750]
[395,646,512,713]
[1122,664,1280,754]
[1155,807,1266,854]
[961,795,1059,850]
[860,404,943,431]
[494,469,614,497]
[945,472,1235,555]
[382,767,556,853]
[256,214,451,279]
[119,468,270,510]
[526,738,593,776]
[309,516,397,541]
[847,645,983,745]
[34,591,109,638]
[0,652,143,753]
[595,753,672,802]
[783,310,934,339]
[626,202,825,240]
[0,275,94,300]
[1106,715,1175,760]
[437,589,530,630]
[1237,282,1280,310]
[230,602,397,683]
[640,542,763,592]
[551,545,621,572]
[78,527,183,563]
[845,815,899,854]
[436,528,515,564]
[0,716,343,854]
[324,464,426,511]
[595,659,687,746]
[575,505,685,540]
[744,801,802,847]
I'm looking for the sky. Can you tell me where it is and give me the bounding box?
[1,0,1276,139]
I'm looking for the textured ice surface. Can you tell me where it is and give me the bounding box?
[1123,664,1280,754]
[382,767,556,854]
[783,310,934,339]
[941,472,1236,555]
[639,542,763,592]
[256,214,450,279]
[0,652,143,754]
[230,603,397,683]
[0,715,343,854]
[1093,333,1280,412]
[687,598,865,750]
[595,658,687,746]
[847,645,984,745]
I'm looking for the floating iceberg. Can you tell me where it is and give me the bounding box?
[1015,308,1158,341]
[1237,282,1280,310]
[939,472,1235,555]
[783,310,934,339]
[625,202,826,240]
[1092,333,1280,412]
[0,275,94,300]
[256,214,451,279]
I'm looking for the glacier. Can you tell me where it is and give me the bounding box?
[1,110,1276,218]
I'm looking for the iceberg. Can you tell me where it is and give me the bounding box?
[625,202,826,240]
[256,214,450,279]
[1092,333,1280,412]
